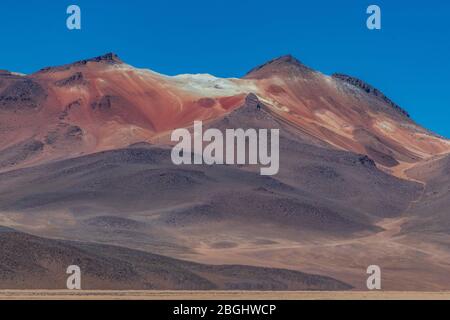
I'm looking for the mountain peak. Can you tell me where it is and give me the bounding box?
[36,53,123,74]
[272,54,302,64]
[78,52,123,65]
[243,54,313,79]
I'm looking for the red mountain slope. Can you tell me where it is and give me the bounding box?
[0,53,449,176]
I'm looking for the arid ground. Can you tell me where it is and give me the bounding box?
[1,291,450,300]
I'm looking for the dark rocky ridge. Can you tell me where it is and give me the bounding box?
[36,53,123,74]
[55,72,86,87]
[76,52,123,65]
[0,70,10,75]
[332,73,410,119]
[0,78,47,111]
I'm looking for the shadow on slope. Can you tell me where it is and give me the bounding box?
[0,227,351,291]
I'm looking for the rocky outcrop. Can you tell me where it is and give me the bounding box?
[332,73,410,118]
[0,78,47,111]
[37,53,123,74]
[358,155,376,167]
[55,72,86,87]
[91,95,115,111]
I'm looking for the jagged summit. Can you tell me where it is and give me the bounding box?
[36,52,123,74]
[76,52,123,65]
[332,73,410,119]
[243,54,313,79]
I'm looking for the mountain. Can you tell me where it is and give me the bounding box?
[1,53,447,172]
[0,53,449,290]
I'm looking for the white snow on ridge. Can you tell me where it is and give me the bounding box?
[11,72,27,76]
[170,73,256,96]
[109,64,261,97]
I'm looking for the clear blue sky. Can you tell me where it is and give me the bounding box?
[1,0,449,137]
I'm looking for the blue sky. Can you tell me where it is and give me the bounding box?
[1,0,449,137]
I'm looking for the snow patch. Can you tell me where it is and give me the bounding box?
[170,73,255,96]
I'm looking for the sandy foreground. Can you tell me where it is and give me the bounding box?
[1,291,450,300]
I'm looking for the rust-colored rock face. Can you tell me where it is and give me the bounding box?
[1,53,450,291]
[0,53,448,174]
